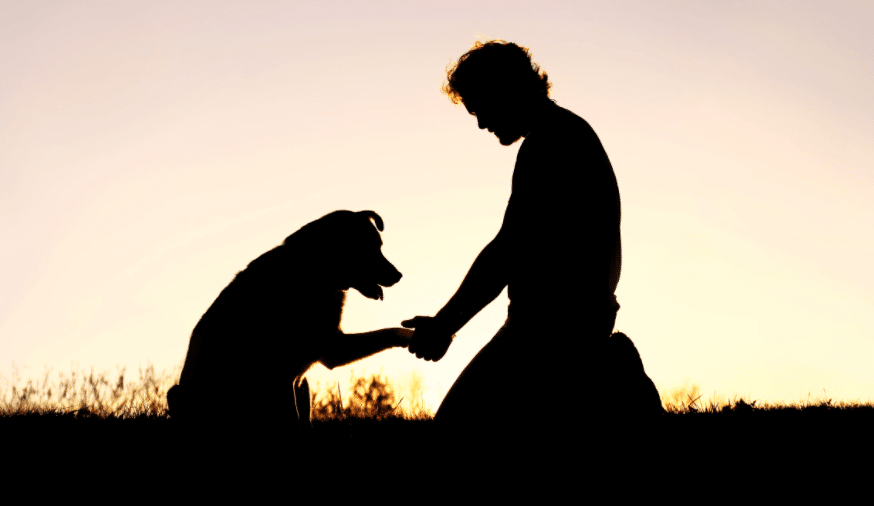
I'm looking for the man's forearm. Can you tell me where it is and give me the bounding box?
[434,236,508,335]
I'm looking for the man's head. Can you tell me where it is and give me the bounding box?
[443,40,552,145]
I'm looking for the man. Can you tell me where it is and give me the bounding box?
[403,41,622,432]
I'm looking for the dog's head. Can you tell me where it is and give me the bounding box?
[285,210,402,300]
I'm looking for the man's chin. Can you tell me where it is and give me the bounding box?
[496,132,523,145]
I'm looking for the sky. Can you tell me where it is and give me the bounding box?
[1,1,872,412]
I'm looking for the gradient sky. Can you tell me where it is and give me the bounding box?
[2,1,872,412]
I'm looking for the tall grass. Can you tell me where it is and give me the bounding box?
[659,380,873,414]
[3,364,871,420]
[0,364,176,418]
[309,373,432,421]
[0,364,431,420]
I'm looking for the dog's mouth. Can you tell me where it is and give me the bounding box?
[353,283,385,301]
[348,264,401,301]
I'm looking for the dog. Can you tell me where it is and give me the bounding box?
[167,210,412,432]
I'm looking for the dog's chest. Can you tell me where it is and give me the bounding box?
[286,289,344,335]
[285,290,345,360]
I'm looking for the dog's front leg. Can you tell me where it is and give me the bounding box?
[319,328,413,369]
[293,376,312,430]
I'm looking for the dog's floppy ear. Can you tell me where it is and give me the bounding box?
[358,210,384,232]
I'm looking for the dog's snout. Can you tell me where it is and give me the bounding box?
[383,263,402,286]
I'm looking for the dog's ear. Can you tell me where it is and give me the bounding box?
[358,210,384,232]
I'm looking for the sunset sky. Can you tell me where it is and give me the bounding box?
[2,1,872,412]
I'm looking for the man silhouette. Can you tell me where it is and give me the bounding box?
[403,40,622,434]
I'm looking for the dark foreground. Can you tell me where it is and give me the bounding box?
[5,404,874,478]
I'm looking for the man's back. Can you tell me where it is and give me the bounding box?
[504,104,622,321]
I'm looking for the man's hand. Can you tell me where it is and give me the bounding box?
[402,316,455,362]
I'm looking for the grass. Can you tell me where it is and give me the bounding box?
[0,364,431,420]
[0,365,436,471]
[659,380,874,414]
[0,364,175,418]
[3,364,873,419]
[3,365,873,470]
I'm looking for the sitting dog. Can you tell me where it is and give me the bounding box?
[167,210,412,431]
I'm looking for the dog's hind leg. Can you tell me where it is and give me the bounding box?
[294,377,312,430]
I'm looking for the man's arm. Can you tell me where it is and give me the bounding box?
[432,229,510,334]
[405,225,510,361]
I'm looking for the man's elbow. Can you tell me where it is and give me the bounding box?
[487,240,510,284]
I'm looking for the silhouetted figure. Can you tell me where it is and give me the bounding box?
[403,41,653,443]
[167,210,412,450]
[605,332,665,417]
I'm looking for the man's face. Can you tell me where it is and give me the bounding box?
[463,93,527,146]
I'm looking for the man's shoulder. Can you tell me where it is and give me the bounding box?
[518,104,601,160]
[524,104,597,145]
[547,105,598,138]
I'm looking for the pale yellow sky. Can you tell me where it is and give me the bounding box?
[2,1,872,412]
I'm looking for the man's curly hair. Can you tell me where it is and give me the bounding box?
[443,40,552,105]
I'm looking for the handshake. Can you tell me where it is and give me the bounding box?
[384,316,456,362]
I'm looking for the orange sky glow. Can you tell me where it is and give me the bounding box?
[1,1,872,412]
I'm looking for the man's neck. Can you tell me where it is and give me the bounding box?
[522,99,557,138]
